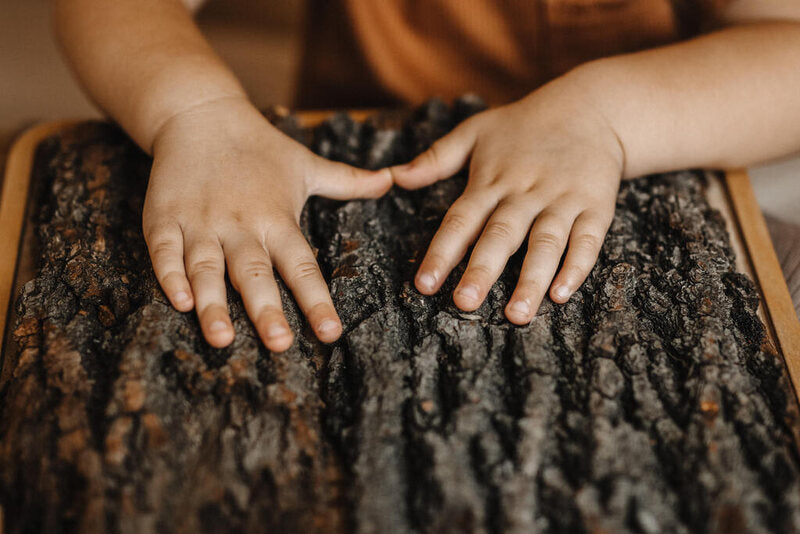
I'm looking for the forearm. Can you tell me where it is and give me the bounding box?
[569,21,800,178]
[54,0,247,153]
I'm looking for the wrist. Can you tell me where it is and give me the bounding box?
[528,63,628,178]
[565,56,683,179]
[130,58,250,154]
[150,94,262,156]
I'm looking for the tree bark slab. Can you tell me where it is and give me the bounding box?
[1,100,799,533]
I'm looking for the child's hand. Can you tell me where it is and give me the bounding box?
[391,80,625,324]
[142,97,392,350]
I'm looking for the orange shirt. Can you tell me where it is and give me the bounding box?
[297,0,731,108]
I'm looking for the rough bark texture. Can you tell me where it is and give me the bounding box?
[2,99,800,533]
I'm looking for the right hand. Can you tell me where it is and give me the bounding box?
[142,97,392,351]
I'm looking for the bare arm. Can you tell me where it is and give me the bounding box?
[580,13,800,177]
[54,0,241,153]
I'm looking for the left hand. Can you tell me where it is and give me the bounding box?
[390,78,625,323]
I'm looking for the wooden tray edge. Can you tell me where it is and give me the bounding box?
[725,169,800,390]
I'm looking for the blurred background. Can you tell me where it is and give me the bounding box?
[1,0,798,224]
[1,0,304,150]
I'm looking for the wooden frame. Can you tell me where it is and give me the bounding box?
[2,120,799,399]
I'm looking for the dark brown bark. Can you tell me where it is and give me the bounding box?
[1,99,799,533]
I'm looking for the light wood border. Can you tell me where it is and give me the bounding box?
[726,169,800,390]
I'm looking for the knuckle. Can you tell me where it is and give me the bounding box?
[518,189,542,204]
[441,211,471,234]
[466,263,494,281]
[309,301,334,315]
[516,278,547,297]
[142,207,174,228]
[486,173,505,188]
[264,220,299,245]
[156,270,187,288]
[562,263,591,281]
[529,231,564,252]
[489,182,513,201]
[238,260,272,279]
[421,251,448,272]
[302,301,336,323]
[160,270,185,282]
[252,306,284,328]
[188,259,221,277]
[426,141,443,170]
[289,260,321,285]
[199,304,226,318]
[148,238,180,259]
[572,232,603,252]
[483,220,516,241]
[256,305,283,321]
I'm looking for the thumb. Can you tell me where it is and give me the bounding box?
[390,119,478,190]
[311,160,393,200]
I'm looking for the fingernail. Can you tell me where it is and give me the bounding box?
[174,291,190,304]
[267,323,290,338]
[456,285,479,302]
[209,320,229,332]
[417,272,436,291]
[318,319,339,334]
[554,285,570,300]
[510,300,530,316]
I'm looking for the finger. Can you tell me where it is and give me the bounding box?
[505,212,573,324]
[184,235,235,348]
[453,200,538,311]
[269,228,343,343]
[390,118,479,190]
[311,159,393,200]
[415,193,499,295]
[549,210,612,303]
[144,221,193,311]
[224,236,293,352]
